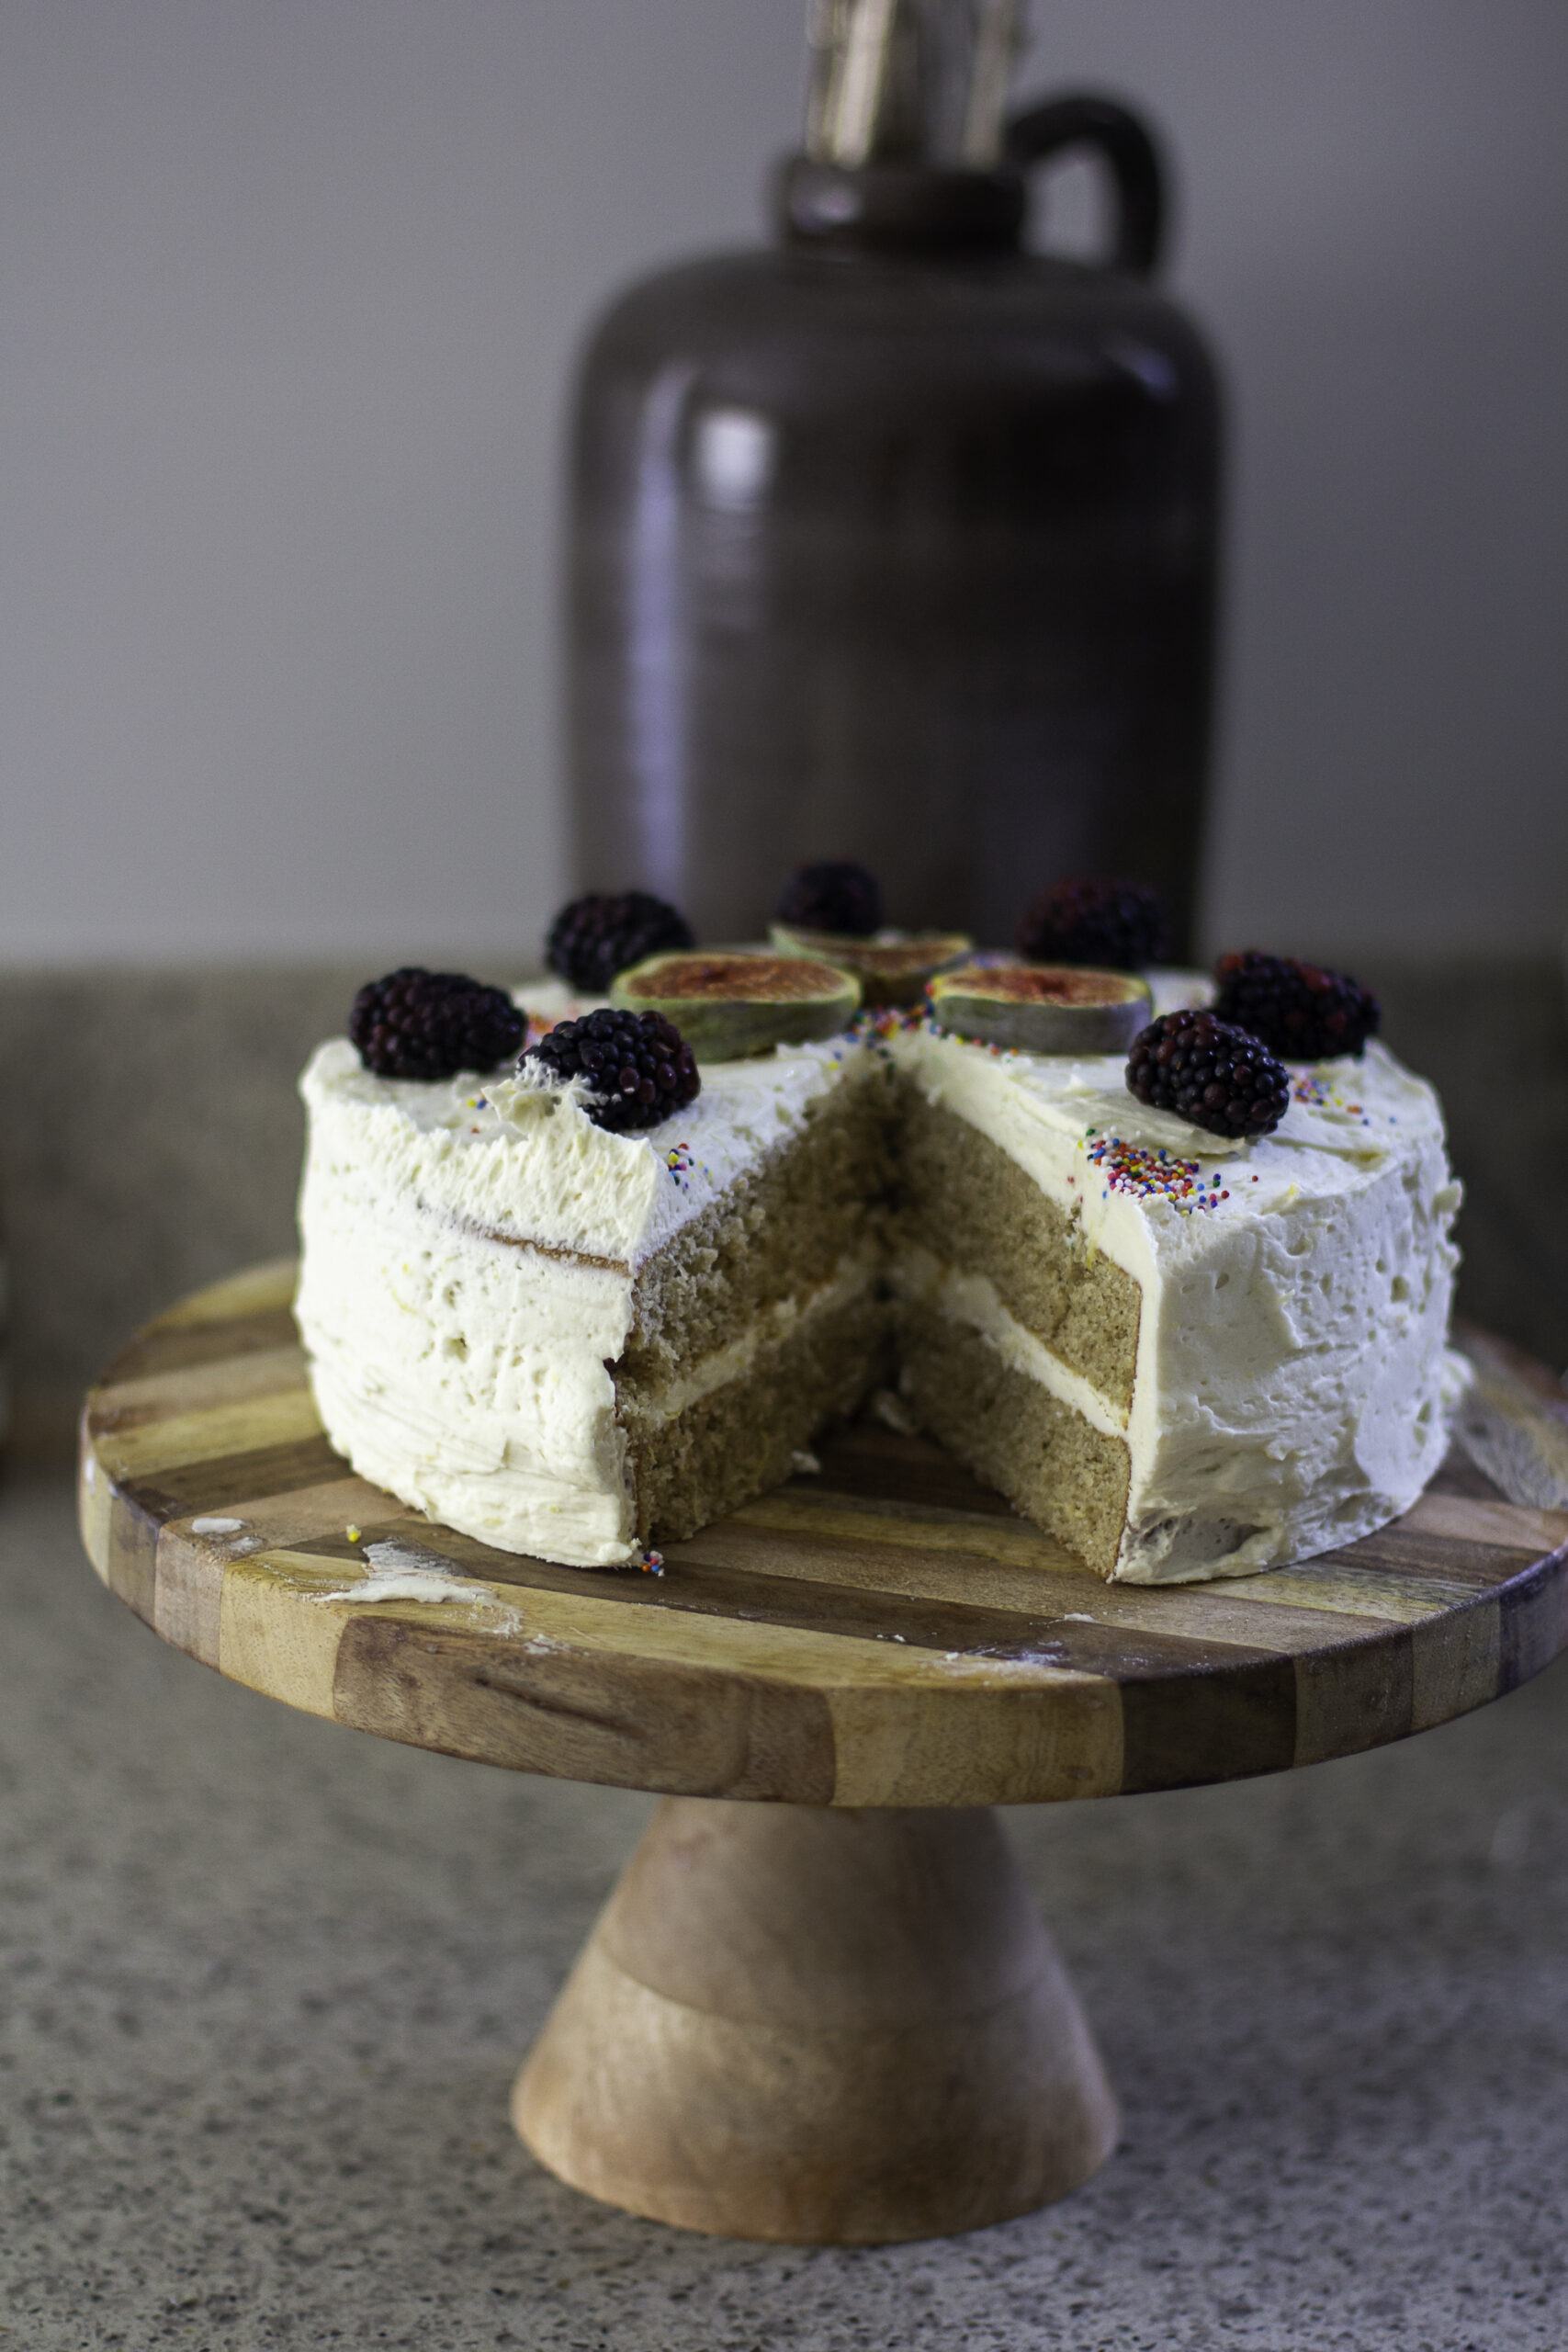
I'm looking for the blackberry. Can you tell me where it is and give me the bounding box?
[1125,1009,1290,1140]
[546,891,694,993]
[773,861,883,937]
[1016,878,1168,970]
[525,1006,699,1134]
[350,967,524,1081]
[1213,950,1380,1061]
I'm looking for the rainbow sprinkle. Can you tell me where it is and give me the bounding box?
[854,1005,928,1051]
[638,1548,665,1577]
[1084,1131,1232,1214]
[663,1140,710,1190]
[1291,1071,1368,1125]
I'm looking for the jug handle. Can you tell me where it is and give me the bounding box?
[1003,94,1165,277]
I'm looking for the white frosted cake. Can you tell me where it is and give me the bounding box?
[295,970,1461,1584]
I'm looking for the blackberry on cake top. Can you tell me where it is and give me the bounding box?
[1125,1008,1289,1140]
[1213,950,1380,1062]
[525,1006,699,1134]
[547,891,694,993]
[773,861,883,938]
[1016,878,1168,971]
[351,968,524,1081]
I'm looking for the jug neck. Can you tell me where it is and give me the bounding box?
[775,154,1026,254]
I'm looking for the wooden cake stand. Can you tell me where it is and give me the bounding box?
[78,1261,1568,2245]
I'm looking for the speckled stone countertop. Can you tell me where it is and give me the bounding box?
[4,1476,1566,2351]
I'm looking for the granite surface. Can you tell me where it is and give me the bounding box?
[4,1476,1567,2350]
[0,966,367,1456]
[0,956,1565,1461]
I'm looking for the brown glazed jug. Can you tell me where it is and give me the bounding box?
[566,10,1222,955]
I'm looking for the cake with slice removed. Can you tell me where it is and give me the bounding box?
[294,946,1462,1584]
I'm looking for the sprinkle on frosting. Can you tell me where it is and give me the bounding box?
[638,1548,665,1577]
[854,1005,926,1048]
[664,1140,711,1190]
[1292,1070,1370,1125]
[855,1006,1029,1062]
[1083,1131,1232,1214]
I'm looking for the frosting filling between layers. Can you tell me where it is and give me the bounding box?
[891,1244,1131,1441]
[623,1249,882,1430]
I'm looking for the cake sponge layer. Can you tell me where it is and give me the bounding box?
[626,1283,891,1546]
[896,1090,1140,1412]
[620,1075,894,1409]
[898,1299,1133,1579]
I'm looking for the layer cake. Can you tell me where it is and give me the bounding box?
[296,974,1461,1584]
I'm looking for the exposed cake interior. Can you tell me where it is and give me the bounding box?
[616,1074,894,1542]
[892,1091,1138,1576]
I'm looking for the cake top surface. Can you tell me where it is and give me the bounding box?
[300,1014,869,1271]
[887,1018,1449,1266]
[301,966,1450,1282]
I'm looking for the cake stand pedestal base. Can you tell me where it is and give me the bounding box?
[512,1798,1119,2245]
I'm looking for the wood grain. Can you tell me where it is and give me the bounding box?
[513,1799,1119,2243]
[77,1262,1568,1808]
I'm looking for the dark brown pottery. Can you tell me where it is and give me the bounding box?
[567,95,1222,953]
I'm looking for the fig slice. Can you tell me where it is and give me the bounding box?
[928,963,1153,1054]
[769,925,973,1007]
[610,950,861,1061]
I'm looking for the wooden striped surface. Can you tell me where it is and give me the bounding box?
[78,1261,1568,1808]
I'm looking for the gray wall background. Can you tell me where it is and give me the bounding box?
[1,0,1565,967]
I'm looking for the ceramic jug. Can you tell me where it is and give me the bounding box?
[566,7,1222,954]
